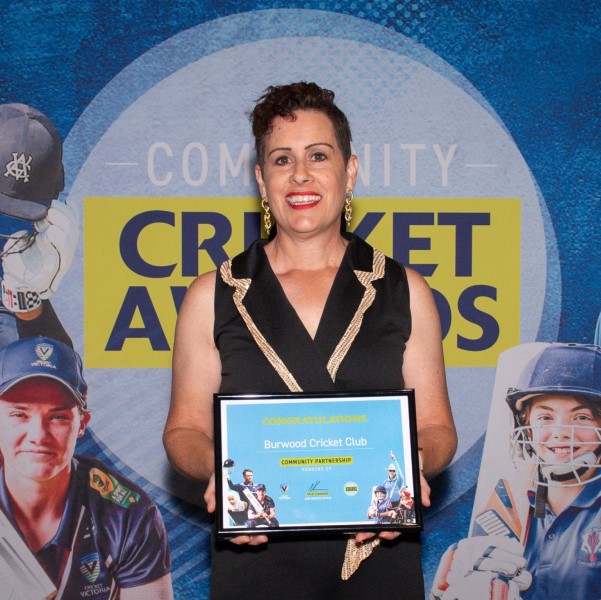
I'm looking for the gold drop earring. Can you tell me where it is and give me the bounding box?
[344,189,353,226]
[262,197,272,237]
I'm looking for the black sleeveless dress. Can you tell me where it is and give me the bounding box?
[212,233,423,599]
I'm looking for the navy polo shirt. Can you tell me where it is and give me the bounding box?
[0,456,171,599]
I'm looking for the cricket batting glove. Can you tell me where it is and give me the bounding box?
[1,199,78,313]
[430,537,532,600]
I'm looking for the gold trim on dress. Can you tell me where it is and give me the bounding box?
[327,249,386,381]
[220,248,385,389]
[220,260,302,392]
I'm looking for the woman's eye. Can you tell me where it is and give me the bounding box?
[312,152,327,161]
[274,156,290,165]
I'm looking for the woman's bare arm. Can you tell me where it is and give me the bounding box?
[403,268,457,482]
[163,271,221,483]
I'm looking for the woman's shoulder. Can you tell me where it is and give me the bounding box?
[185,269,217,299]
[177,270,218,323]
[404,266,433,296]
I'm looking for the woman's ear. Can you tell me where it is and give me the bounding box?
[346,155,359,190]
[255,164,266,198]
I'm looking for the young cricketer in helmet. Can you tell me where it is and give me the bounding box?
[431,343,601,600]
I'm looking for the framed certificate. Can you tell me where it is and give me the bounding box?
[214,390,422,538]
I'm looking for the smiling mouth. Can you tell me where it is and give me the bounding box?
[286,194,321,206]
[543,445,583,459]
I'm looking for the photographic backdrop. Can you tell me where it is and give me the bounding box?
[2,1,599,596]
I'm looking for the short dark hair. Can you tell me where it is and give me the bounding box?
[250,81,352,168]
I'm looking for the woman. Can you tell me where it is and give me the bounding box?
[163,81,457,598]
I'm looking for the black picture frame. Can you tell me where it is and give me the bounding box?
[214,389,422,538]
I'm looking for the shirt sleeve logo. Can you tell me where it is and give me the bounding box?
[89,467,141,508]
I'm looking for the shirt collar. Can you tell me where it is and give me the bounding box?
[528,475,601,510]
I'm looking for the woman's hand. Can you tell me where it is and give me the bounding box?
[203,473,216,513]
[420,472,431,507]
[229,534,269,546]
[354,530,401,543]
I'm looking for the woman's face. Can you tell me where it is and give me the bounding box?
[528,394,601,464]
[255,109,358,239]
[0,378,89,483]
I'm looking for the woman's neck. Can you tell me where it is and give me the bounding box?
[265,230,349,273]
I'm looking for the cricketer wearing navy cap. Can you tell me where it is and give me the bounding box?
[0,103,76,349]
[0,335,86,406]
[0,103,64,221]
[0,336,173,599]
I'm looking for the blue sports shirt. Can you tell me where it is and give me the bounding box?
[0,455,171,599]
[523,477,601,599]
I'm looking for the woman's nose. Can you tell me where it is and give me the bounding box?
[290,160,311,184]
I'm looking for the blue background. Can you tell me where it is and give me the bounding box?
[2,1,599,596]
[3,0,599,342]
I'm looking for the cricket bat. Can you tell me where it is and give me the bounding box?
[471,478,522,541]
[242,488,271,525]
[0,509,57,599]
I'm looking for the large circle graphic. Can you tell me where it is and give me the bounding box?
[60,10,558,508]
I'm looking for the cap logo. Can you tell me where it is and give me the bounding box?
[4,152,32,183]
[35,343,53,362]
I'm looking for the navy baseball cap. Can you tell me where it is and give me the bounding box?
[0,336,87,409]
[256,483,266,491]
[0,103,64,221]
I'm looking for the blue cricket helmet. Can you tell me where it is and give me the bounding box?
[506,343,601,416]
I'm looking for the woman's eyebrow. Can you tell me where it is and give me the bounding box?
[267,142,334,157]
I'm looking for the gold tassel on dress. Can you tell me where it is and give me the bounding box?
[341,535,381,580]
